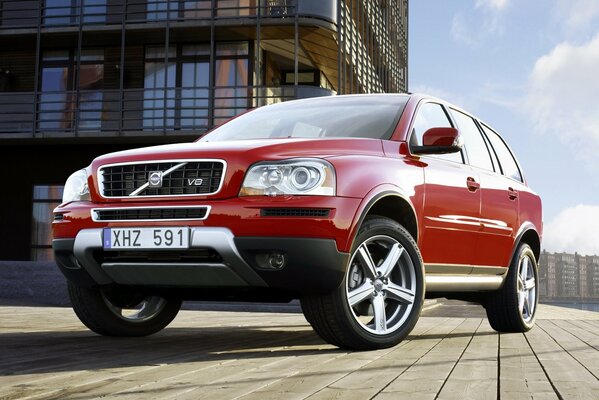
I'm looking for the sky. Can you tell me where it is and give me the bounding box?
[409,0,599,255]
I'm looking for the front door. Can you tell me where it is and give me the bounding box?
[410,102,481,268]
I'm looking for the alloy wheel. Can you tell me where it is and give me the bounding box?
[517,254,537,323]
[345,235,417,335]
[102,293,167,323]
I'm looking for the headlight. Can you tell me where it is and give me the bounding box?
[240,159,335,196]
[62,168,90,203]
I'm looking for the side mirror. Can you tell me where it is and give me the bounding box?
[411,127,463,155]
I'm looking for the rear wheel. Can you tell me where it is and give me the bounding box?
[301,216,424,350]
[485,243,538,332]
[68,282,182,337]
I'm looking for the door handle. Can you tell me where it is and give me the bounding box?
[466,177,480,192]
[508,187,518,200]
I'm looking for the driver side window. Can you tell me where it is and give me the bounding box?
[410,103,463,163]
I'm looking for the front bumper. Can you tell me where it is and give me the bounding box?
[53,227,349,295]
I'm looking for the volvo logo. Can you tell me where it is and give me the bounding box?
[148,171,163,188]
[187,178,203,186]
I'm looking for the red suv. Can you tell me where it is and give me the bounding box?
[53,94,542,350]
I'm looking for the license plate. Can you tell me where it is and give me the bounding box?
[103,227,190,250]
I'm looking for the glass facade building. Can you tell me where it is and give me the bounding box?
[0,0,408,260]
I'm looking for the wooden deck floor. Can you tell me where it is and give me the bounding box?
[0,304,598,400]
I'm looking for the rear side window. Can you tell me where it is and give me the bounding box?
[481,125,523,182]
[449,109,494,171]
[410,103,463,163]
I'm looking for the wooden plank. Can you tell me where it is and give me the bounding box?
[2,327,319,399]
[302,318,458,400]
[1,305,599,400]
[0,309,315,399]
[499,332,558,400]
[537,320,599,379]
[573,319,599,333]
[561,320,599,350]
[236,318,460,400]
[537,305,599,321]
[374,318,482,399]
[525,323,599,399]
[434,319,498,400]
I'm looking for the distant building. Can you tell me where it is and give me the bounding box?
[588,256,599,297]
[539,251,599,300]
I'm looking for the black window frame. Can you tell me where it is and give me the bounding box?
[39,48,105,91]
[447,107,497,172]
[475,119,501,174]
[479,122,525,183]
[407,101,466,165]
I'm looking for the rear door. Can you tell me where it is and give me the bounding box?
[478,123,525,267]
[411,102,481,268]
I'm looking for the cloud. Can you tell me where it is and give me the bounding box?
[524,34,599,174]
[476,0,508,12]
[450,2,507,46]
[543,205,599,256]
[451,13,476,46]
[555,0,599,35]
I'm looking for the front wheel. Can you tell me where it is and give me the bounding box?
[68,282,182,337]
[485,243,539,332]
[301,216,425,350]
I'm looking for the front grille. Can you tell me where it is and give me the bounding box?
[99,160,225,197]
[99,249,222,264]
[260,208,331,217]
[93,207,209,221]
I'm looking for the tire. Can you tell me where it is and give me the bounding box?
[68,282,182,337]
[485,243,538,332]
[301,216,425,350]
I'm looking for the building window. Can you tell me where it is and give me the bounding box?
[44,0,75,25]
[31,185,64,261]
[180,45,210,130]
[78,50,105,130]
[214,42,250,125]
[144,46,176,129]
[143,42,249,130]
[39,49,104,132]
[147,0,179,20]
[44,0,106,25]
[183,0,212,18]
[82,0,107,23]
[216,0,253,17]
[39,51,71,131]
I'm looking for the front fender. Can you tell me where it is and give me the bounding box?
[345,184,419,253]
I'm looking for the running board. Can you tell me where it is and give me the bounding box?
[425,274,506,292]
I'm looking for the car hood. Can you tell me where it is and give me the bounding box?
[89,137,385,201]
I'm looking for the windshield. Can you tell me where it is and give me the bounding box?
[201,95,408,142]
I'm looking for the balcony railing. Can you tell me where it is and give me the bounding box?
[0,85,333,138]
[0,0,299,29]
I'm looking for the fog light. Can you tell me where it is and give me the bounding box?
[256,251,287,270]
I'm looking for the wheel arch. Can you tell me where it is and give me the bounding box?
[348,188,419,252]
[512,222,541,263]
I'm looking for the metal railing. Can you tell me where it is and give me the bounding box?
[0,85,333,138]
[0,0,297,29]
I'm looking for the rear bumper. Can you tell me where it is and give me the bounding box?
[53,227,349,295]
